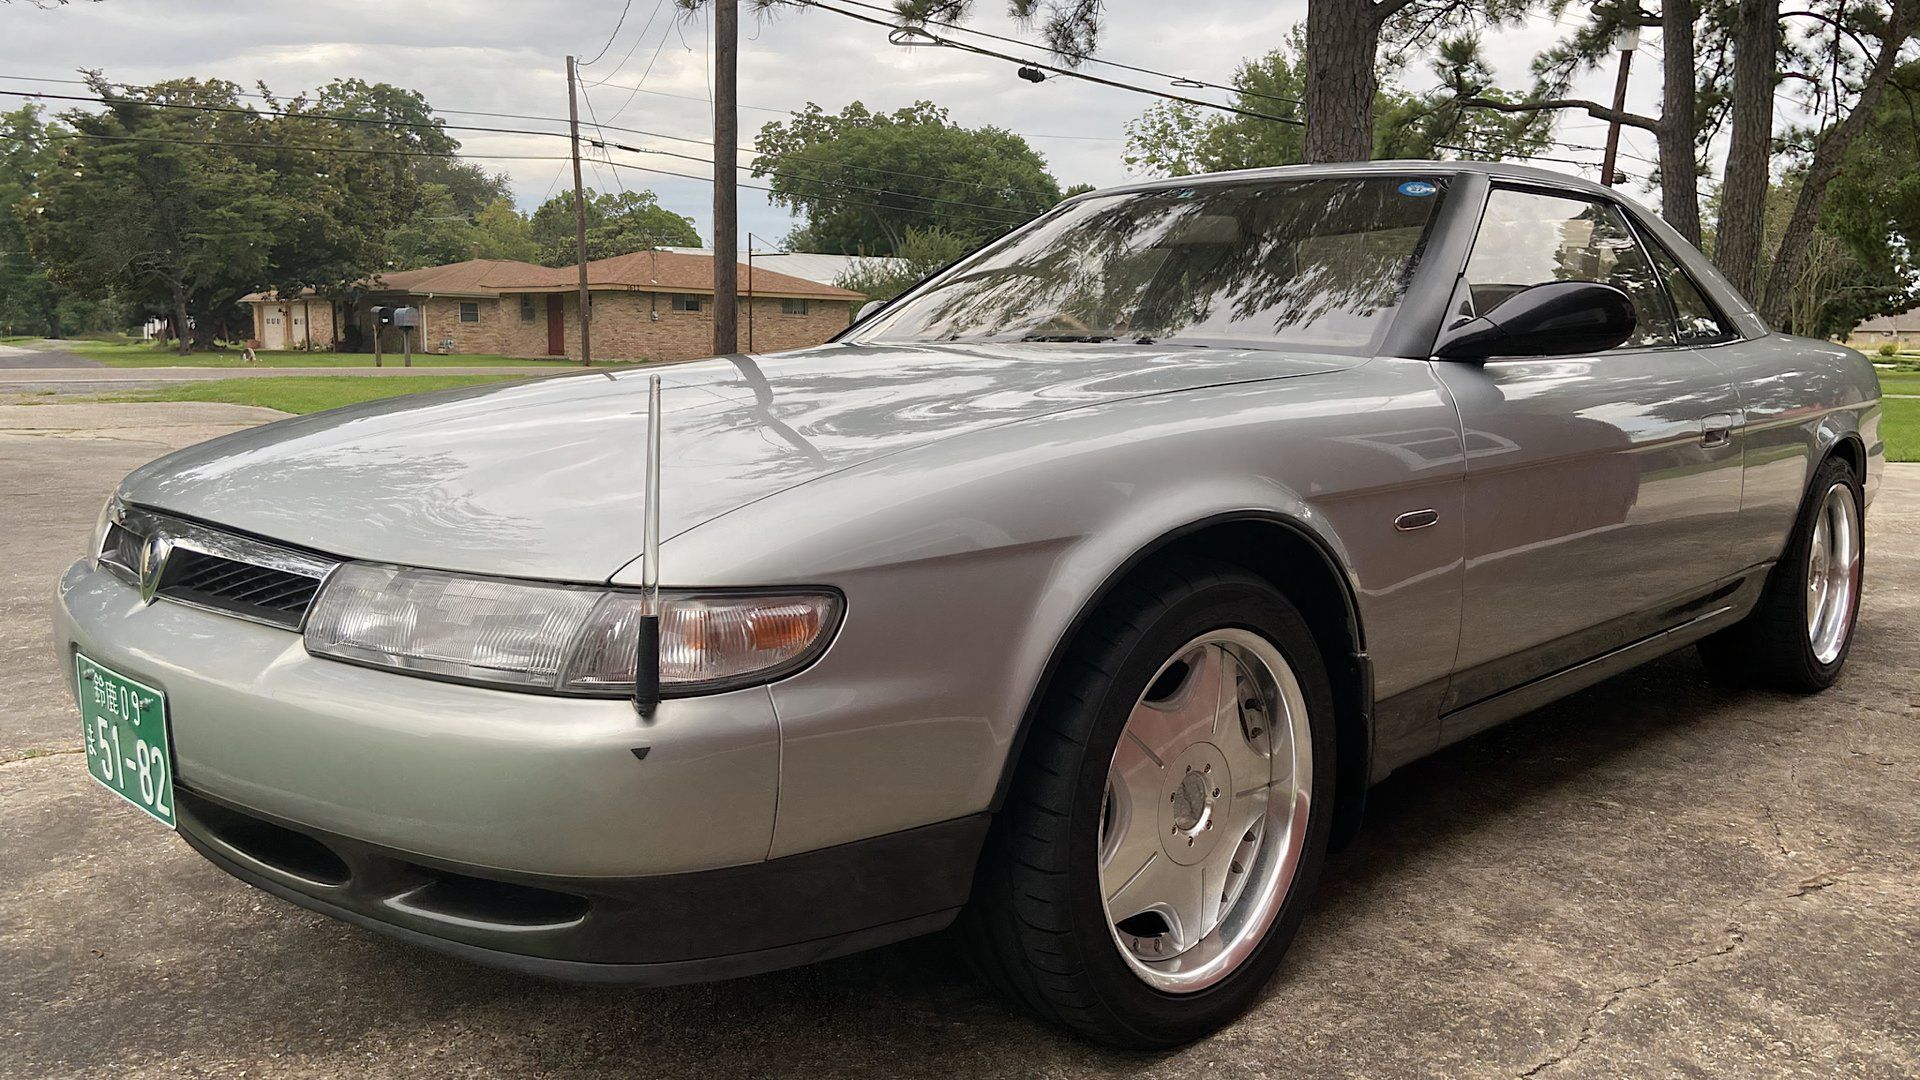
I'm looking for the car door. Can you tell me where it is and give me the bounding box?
[1432,184,1746,725]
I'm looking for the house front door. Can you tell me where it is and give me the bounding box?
[546,294,565,356]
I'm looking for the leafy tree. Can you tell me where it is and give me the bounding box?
[1126,35,1548,176]
[25,77,282,353]
[752,101,1061,255]
[832,226,977,301]
[529,188,700,266]
[1751,0,1920,324]
[0,104,67,337]
[472,197,540,262]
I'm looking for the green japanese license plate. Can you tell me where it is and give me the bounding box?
[76,653,175,829]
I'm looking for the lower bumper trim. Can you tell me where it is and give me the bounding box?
[175,785,988,983]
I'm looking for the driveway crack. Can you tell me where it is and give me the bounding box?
[0,746,84,766]
[1516,928,1747,1077]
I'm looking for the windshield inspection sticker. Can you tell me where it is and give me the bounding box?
[1398,180,1438,197]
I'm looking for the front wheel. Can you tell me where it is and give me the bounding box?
[961,562,1335,1048]
[1699,455,1864,691]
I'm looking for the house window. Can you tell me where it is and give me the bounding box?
[671,294,702,312]
[460,302,480,323]
[519,296,536,322]
[780,298,809,315]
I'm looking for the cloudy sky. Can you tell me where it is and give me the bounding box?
[1,0,1675,248]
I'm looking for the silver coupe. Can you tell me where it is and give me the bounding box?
[56,162,1880,1048]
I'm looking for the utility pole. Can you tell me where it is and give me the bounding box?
[712,0,739,356]
[566,54,594,366]
[1599,26,1639,187]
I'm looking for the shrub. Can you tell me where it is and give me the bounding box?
[1878,342,1899,357]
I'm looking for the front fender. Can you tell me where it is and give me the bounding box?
[661,363,1464,858]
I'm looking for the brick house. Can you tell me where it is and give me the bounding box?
[243,251,863,361]
[1845,308,1920,351]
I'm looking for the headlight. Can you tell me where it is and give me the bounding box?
[93,495,137,582]
[302,562,841,696]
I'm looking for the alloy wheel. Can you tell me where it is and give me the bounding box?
[1097,629,1312,993]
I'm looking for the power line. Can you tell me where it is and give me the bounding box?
[598,156,1030,235]
[0,88,572,143]
[589,135,1036,220]
[784,0,1305,127]
[34,130,572,161]
[24,124,1043,228]
[2,81,1064,201]
[579,0,637,66]
[822,0,1306,108]
[580,0,670,88]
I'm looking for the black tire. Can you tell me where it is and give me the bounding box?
[1698,454,1864,692]
[960,560,1336,1049]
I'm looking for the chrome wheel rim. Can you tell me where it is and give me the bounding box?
[1097,629,1311,993]
[1806,481,1860,665]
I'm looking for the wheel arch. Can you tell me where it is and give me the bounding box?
[989,511,1376,850]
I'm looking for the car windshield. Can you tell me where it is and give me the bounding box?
[860,176,1445,353]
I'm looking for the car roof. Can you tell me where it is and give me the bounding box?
[1080,159,1622,202]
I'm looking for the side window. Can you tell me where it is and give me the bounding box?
[1463,188,1676,349]
[1641,236,1733,344]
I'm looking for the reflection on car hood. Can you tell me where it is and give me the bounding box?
[121,342,1356,581]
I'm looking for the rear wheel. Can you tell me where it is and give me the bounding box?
[1699,455,1863,691]
[962,562,1335,1048]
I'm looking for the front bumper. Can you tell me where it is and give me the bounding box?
[55,558,987,980]
[174,783,985,982]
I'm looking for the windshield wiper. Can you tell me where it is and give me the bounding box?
[1019,333,1164,344]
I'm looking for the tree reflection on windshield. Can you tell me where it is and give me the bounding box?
[864,177,1443,353]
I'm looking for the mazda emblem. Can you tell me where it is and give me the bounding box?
[137,534,172,603]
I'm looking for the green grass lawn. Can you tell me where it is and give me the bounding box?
[98,374,528,414]
[1882,397,1920,463]
[50,339,598,368]
[1875,369,1920,396]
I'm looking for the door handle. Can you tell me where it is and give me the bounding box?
[1700,412,1737,448]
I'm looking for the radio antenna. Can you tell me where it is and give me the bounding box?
[633,373,663,717]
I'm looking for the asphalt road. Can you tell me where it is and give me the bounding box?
[2,403,1915,1078]
[0,341,99,369]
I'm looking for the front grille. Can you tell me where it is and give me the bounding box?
[99,505,339,630]
[161,549,325,627]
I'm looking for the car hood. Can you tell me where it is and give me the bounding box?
[121,342,1357,581]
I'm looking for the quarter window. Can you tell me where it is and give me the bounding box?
[459,302,480,323]
[1641,237,1732,344]
[1462,188,1675,349]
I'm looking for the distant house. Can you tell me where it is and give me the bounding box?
[658,247,908,288]
[242,250,864,361]
[1845,308,1920,351]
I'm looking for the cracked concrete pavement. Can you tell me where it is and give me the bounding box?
[1,402,1915,1078]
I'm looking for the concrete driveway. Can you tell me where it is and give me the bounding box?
[2,403,1915,1078]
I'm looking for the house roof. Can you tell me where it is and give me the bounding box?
[481,250,864,300]
[241,258,548,302]
[659,247,907,287]
[372,258,549,297]
[244,251,864,304]
[1851,308,1920,333]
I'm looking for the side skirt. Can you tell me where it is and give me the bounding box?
[1433,566,1769,748]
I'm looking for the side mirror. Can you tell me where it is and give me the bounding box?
[1433,281,1636,362]
[855,299,885,323]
